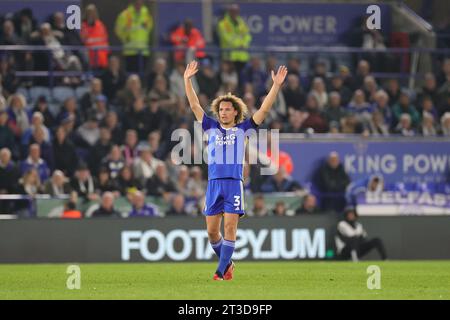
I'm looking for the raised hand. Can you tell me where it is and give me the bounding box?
[271,65,288,86]
[184,61,199,80]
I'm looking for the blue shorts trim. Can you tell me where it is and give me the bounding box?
[203,179,245,216]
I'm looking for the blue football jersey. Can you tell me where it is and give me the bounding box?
[202,114,258,181]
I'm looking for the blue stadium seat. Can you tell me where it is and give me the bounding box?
[29,87,51,103]
[52,86,76,104]
[75,86,90,100]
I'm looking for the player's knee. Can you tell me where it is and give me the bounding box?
[207,229,220,240]
[223,223,237,239]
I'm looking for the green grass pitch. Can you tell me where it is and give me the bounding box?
[0,261,449,299]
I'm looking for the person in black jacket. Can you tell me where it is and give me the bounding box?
[53,126,78,178]
[316,151,350,212]
[0,148,21,213]
[91,191,121,218]
[335,207,387,261]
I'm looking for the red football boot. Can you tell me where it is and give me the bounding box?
[223,261,235,280]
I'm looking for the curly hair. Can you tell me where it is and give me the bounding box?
[210,93,248,124]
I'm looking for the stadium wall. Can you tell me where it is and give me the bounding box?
[0,216,449,263]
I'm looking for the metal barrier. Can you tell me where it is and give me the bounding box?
[2,44,450,90]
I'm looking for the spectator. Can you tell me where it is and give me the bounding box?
[43,170,71,196]
[89,127,112,175]
[103,111,124,145]
[272,201,288,217]
[345,174,384,206]
[300,94,328,133]
[261,167,302,193]
[166,194,188,216]
[124,96,149,140]
[20,143,50,182]
[101,144,125,180]
[241,56,267,98]
[284,110,304,133]
[309,77,328,110]
[81,4,109,69]
[21,111,51,146]
[217,4,252,76]
[53,126,78,178]
[218,60,239,94]
[56,97,82,129]
[145,96,170,137]
[372,90,393,128]
[96,167,120,196]
[129,190,159,217]
[133,143,163,185]
[116,74,145,112]
[28,126,54,171]
[441,112,450,136]
[419,96,438,121]
[91,95,108,123]
[61,201,82,219]
[147,58,170,92]
[296,194,321,215]
[419,111,438,136]
[362,76,378,103]
[283,74,306,112]
[324,92,347,126]
[7,93,30,138]
[147,75,178,115]
[248,194,268,217]
[18,168,42,196]
[196,59,221,100]
[0,148,20,196]
[146,163,176,198]
[335,207,387,261]
[116,165,142,197]
[170,62,197,100]
[0,108,15,154]
[340,112,365,134]
[437,93,450,119]
[100,55,126,102]
[122,129,139,166]
[115,0,153,73]
[316,151,350,212]
[170,19,206,64]
[32,96,55,129]
[347,89,373,125]
[80,78,103,120]
[328,74,352,106]
[385,78,401,106]
[394,113,415,136]
[147,130,167,160]
[71,163,98,202]
[76,113,100,148]
[368,109,390,136]
[186,166,206,199]
[91,191,121,218]
[418,72,439,106]
[392,90,420,128]
[354,60,371,89]
[173,165,191,198]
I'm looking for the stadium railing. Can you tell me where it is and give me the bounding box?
[2,44,450,91]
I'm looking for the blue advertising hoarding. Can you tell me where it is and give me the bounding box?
[280,139,450,185]
[213,2,391,46]
[0,0,80,24]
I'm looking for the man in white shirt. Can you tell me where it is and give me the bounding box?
[335,207,387,261]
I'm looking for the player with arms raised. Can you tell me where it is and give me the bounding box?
[184,60,287,280]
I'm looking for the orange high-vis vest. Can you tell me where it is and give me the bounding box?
[62,210,83,219]
[81,20,110,68]
[170,26,206,63]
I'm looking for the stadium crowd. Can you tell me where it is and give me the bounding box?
[0,2,449,218]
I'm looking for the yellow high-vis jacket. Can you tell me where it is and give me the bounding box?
[115,5,153,56]
[217,14,252,62]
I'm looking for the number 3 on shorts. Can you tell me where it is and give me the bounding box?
[234,195,241,211]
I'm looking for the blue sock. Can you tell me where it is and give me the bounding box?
[217,239,235,276]
[210,237,223,258]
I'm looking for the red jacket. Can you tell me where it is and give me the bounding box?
[170,26,206,62]
[81,20,110,68]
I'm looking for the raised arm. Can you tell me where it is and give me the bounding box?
[252,66,288,125]
[184,61,204,122]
